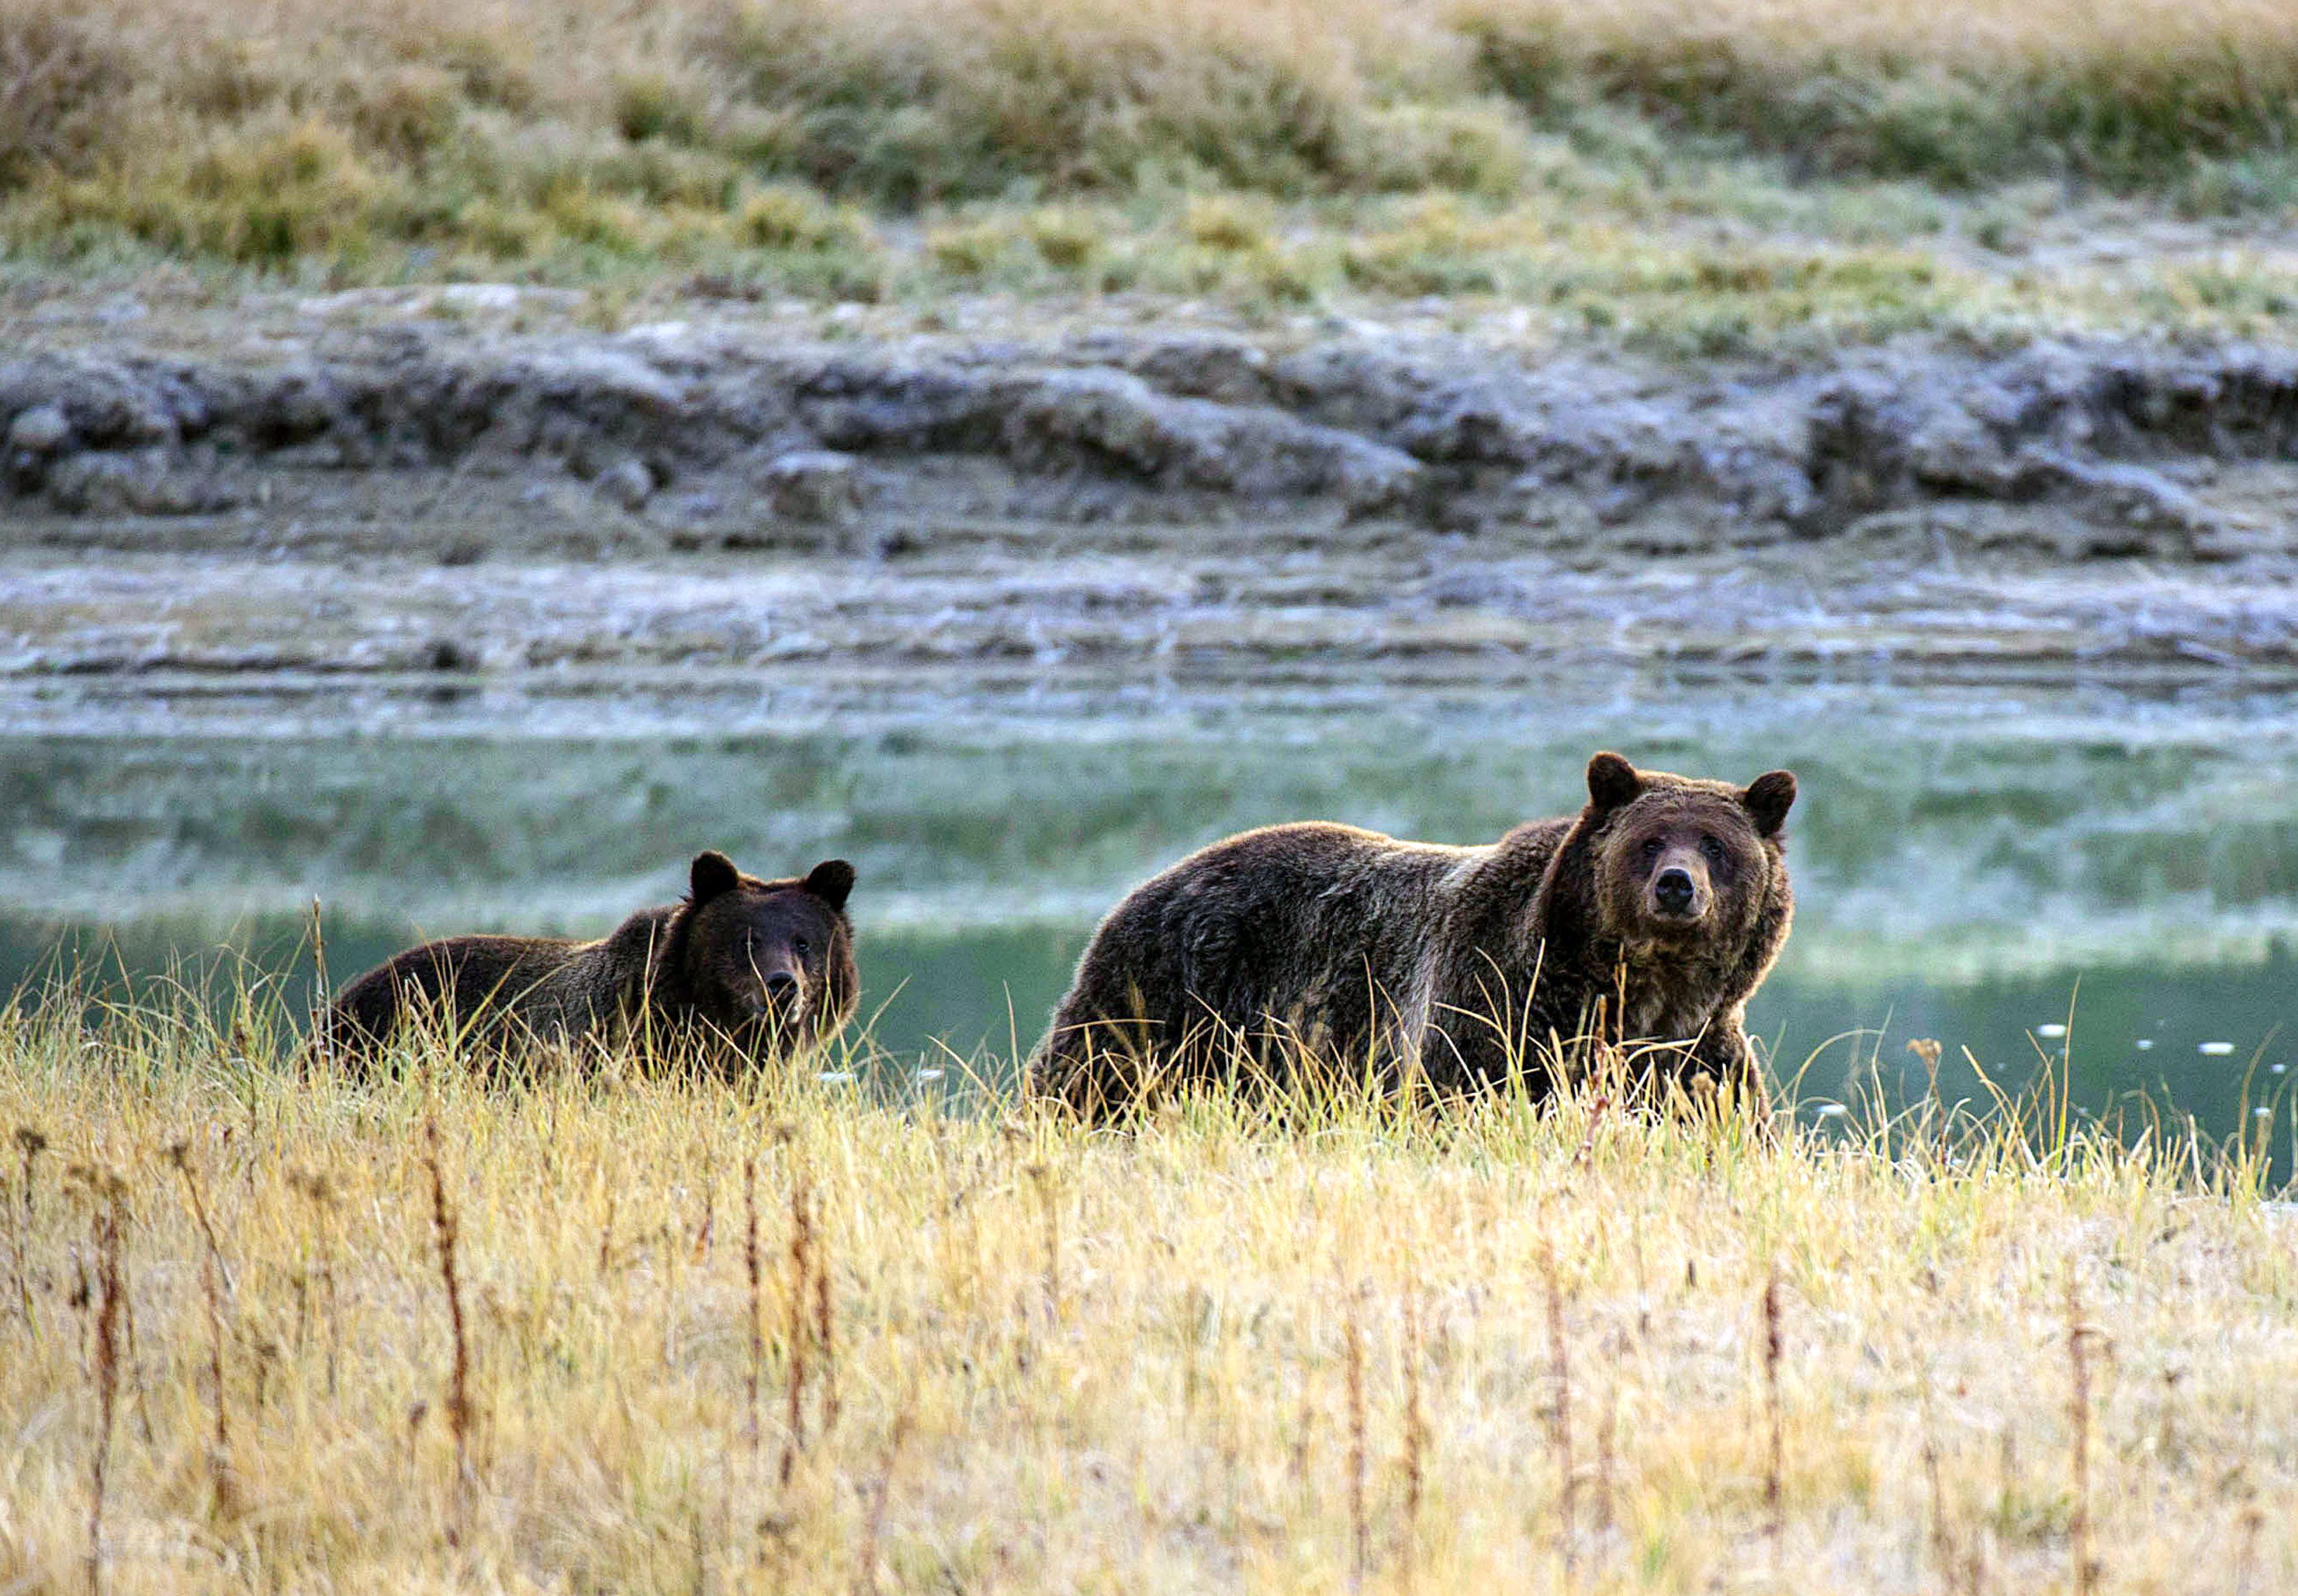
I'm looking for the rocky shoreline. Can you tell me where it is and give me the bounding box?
[7,306,2298,675]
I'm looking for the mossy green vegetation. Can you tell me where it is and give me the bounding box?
[0,972,2294,1591]
[1457,0,2298,194]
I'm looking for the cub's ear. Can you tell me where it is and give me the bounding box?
[1586,751,1644,812]
[804,859,856,914]
[1743,770,1798,836]
[689,850,743,904]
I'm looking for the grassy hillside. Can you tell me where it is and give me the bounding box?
[1,989,2293,1592]
[8,0,2298,317]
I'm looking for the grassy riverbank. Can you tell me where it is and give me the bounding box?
[1,987,2292,1593]
[9,0,2298,348]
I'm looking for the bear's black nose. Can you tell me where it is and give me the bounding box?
[762,971,800,1007]
[1653,868,1696,914]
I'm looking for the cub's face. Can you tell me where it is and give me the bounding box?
[680,853,856,1058]
[1583,753,1795,956]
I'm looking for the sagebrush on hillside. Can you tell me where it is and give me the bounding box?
[0,977,2293,1593]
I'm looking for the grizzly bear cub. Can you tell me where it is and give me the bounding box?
[1030,753,1794,1116]
[315,851,858,1074]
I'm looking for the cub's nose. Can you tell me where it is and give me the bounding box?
[1653,868,1696,915]
[762,971,801,1008]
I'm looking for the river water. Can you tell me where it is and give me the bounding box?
[6,665,2295,1150]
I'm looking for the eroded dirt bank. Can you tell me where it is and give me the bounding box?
[8,298,2298,675]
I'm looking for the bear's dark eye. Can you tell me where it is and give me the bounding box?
[1641,837,1663,860]
[793,935,810,955]
[1700,835,1726,864]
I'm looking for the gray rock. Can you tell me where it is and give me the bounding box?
[1905,405,2017,497]
[46,453,137,513]
[528,348,687,415]
[759,450,863,523]
[46,448,236,516]
[8,404,70,455]
[48,451,153,515]
[799,359,1003,452]
[2025,452,2237,558]
[595,458,656,511]
[1108,333,1276,405]
[999,367,1424,507]
[244,366,342,445]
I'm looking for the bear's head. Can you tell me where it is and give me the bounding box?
[1580,751,1795,956]
[674,851,858,1059]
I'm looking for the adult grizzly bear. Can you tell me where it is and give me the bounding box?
[314,851,858,1074]
[1030,753,1794,1116]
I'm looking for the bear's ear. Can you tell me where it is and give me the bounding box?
[804,859,856,914]
[689,850,743,905]
[1742,770,1797,836]
[1586,751,1644,813]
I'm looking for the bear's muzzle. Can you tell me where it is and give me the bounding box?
[1644,859,1712,925]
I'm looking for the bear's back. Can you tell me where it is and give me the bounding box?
[321,932,590,1063]
[1037,819,1495,1104]
[1137,820,1471,982]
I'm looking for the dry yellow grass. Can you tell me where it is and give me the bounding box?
[8,0,2298,285]
[2,985,2295,1593]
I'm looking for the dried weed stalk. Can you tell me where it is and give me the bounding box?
[14,1125,47,1322]
[1401,1283,1428,1592]
[1026,1161,1061,1323]
[1344,1279,1368,1592]
[2067,1273,2098,1596]
[744,1155,763,1458]
[83,1170,124,1596]
[165,1138,239,1518]
[780,1162,815,1486]
[1763,1267,1785,1552]
[813,1215,839,1442]
[422,1118,475,1536]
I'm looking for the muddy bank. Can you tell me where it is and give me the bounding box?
[7,308,2298,672]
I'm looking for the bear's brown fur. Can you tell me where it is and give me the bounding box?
[1030,752,1794,1116]
[315,852,858,1074]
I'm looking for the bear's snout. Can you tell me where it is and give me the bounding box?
[1642,854,1714,925]
[757,969,803,1014]
[1653,867,1698,916]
